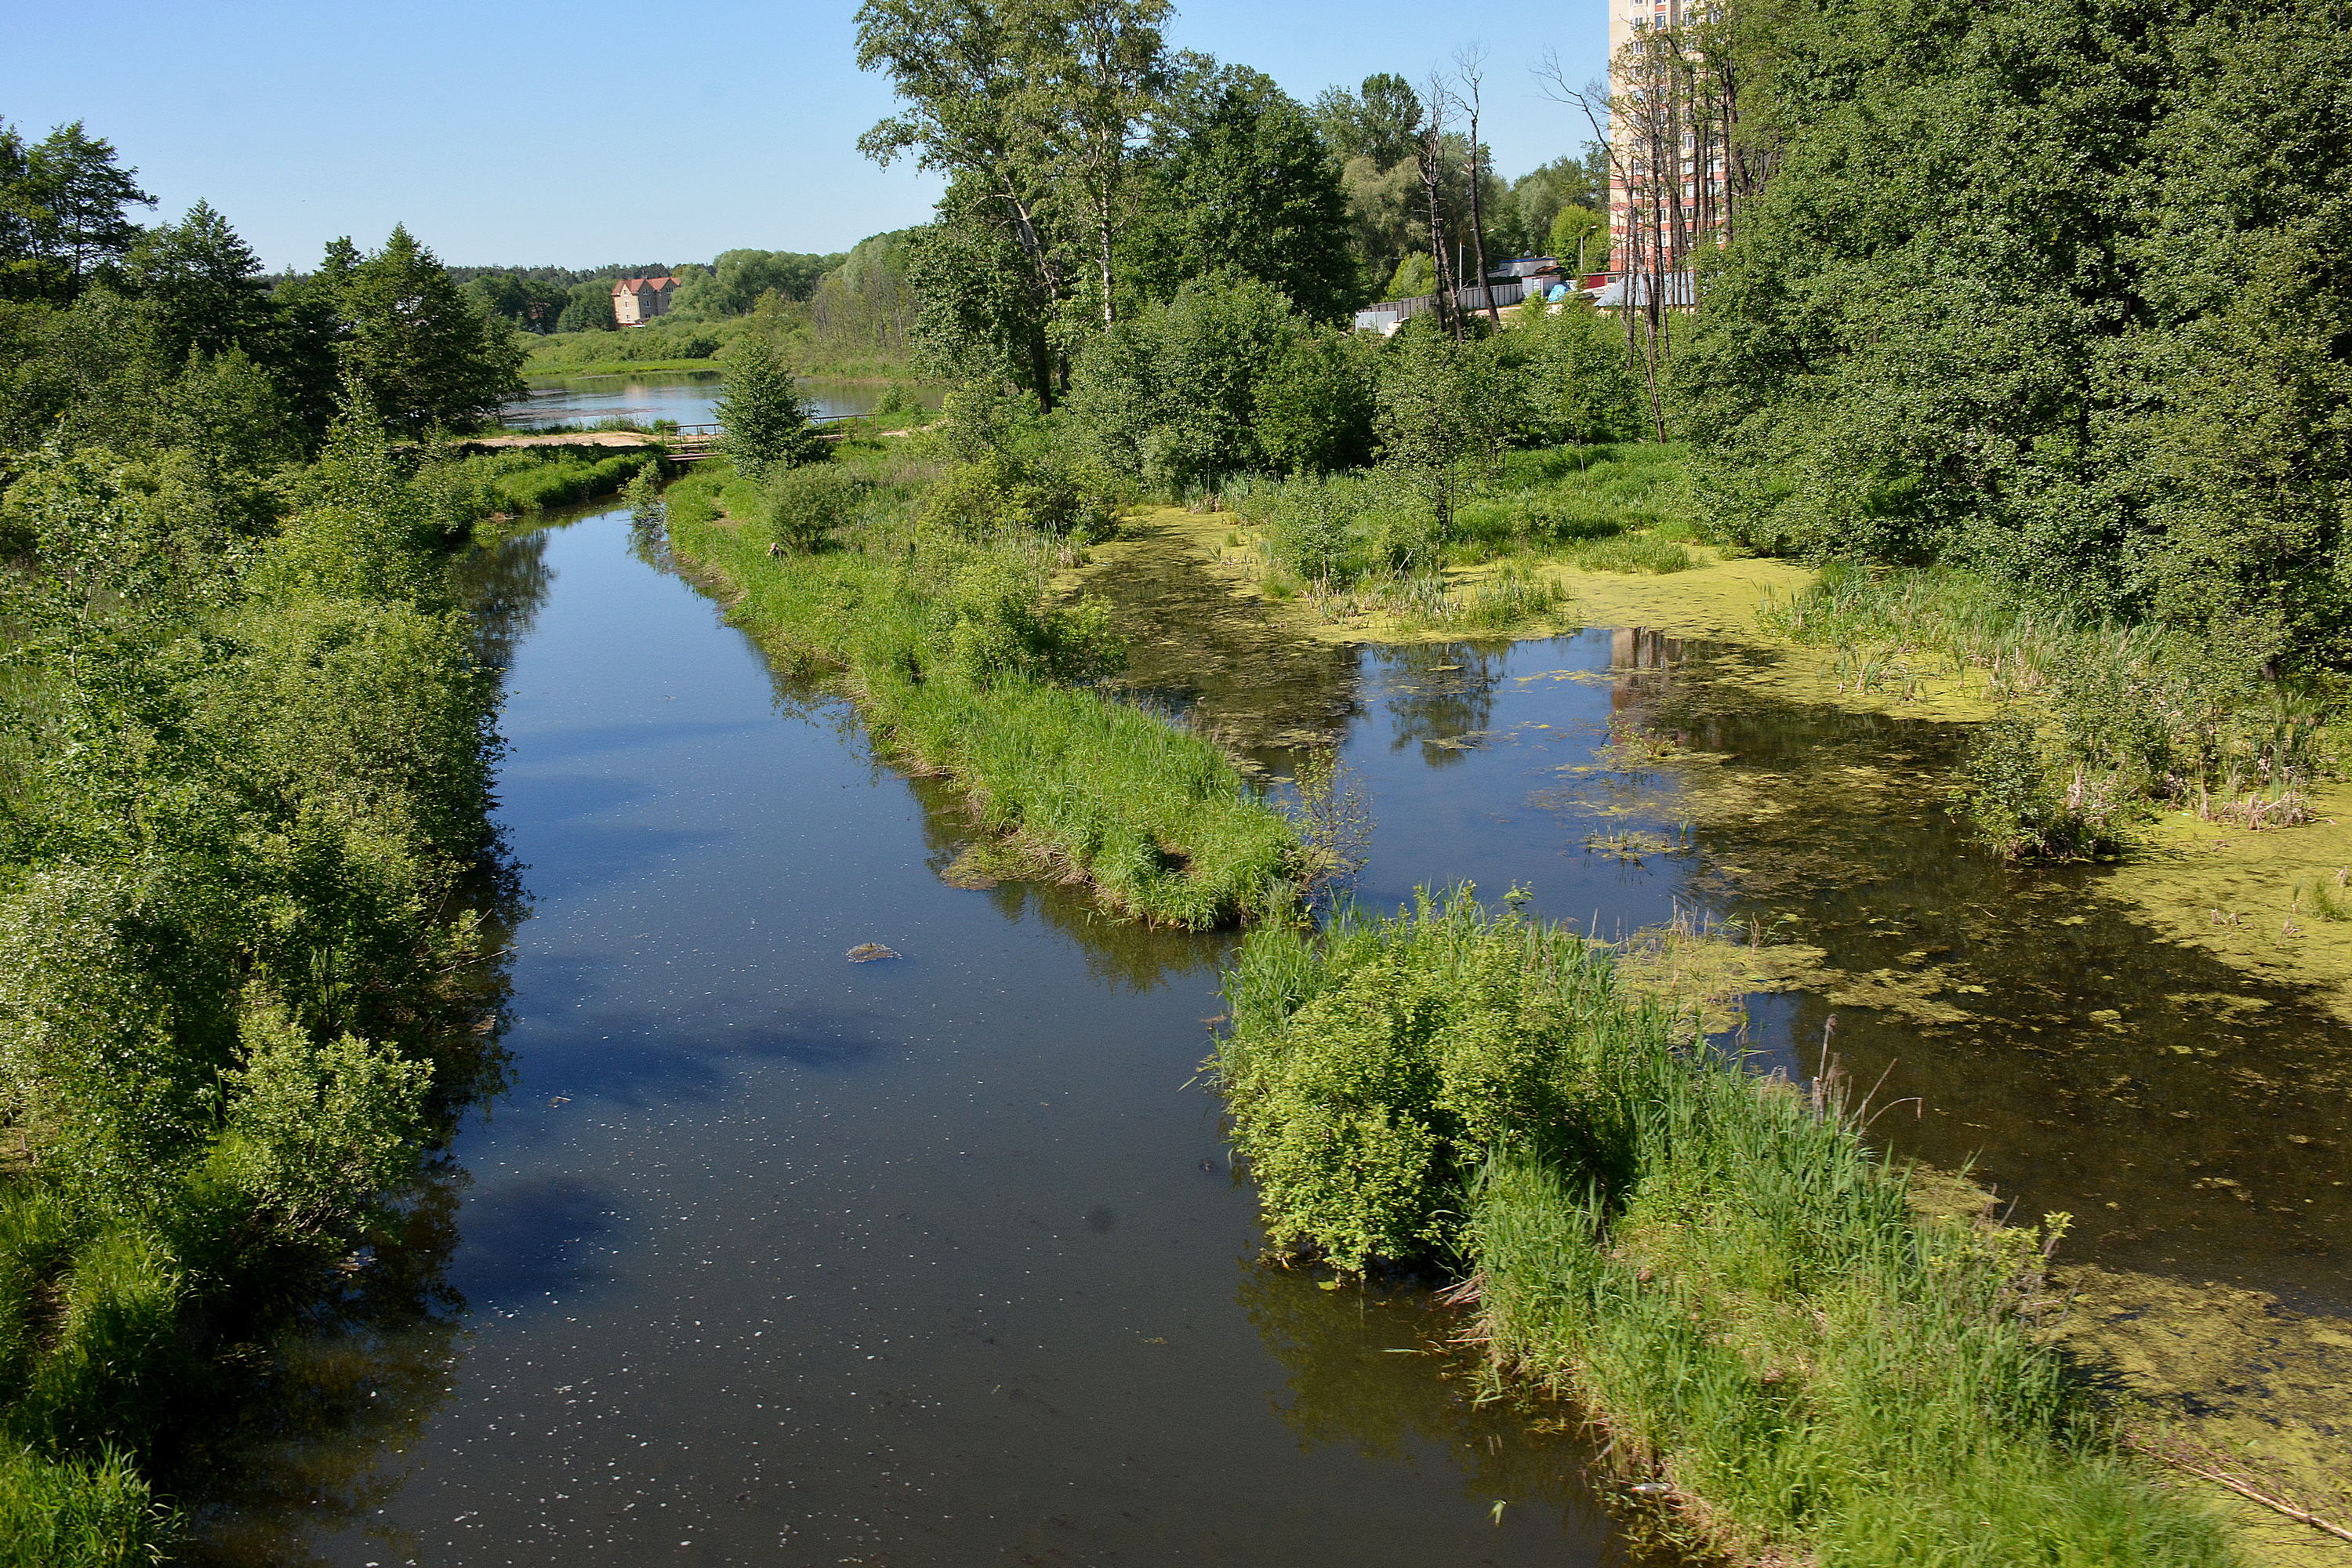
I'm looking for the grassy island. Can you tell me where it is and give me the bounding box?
[1213,890,2230,1567]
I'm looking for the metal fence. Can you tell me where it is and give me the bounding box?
[1352,278,1528,332]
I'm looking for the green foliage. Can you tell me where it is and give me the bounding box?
[759,462,867,553]
[1254,330,1377,474]
[1216,890,2230,1566]
[1676,0,2352,678]
[920,448,1120,540]
[554,279,615,334]
[715,334,824,478]
[1515,295,1643,448]
[672,248,844,319]
[1125,65,1359,321]
[330,226,525,437]
[1544,204,1608,273]
[0,1443,170,1568]
[0,118,154,304]
[1759,563,2334,854]
[207,1007,432,1240]
[0,371,503,1551]
[1374,319,1512,556]
[1380,252,1435,300]
[1566,532,1691,575]
[1071,273,1367,492]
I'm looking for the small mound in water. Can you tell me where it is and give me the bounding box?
[845,942,901,963]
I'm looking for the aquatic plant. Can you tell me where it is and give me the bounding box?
[1759,564,2343,857]
[1564,532,1692,575]
[1213,889,2230,1567]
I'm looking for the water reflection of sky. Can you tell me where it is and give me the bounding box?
[499,372,933,430]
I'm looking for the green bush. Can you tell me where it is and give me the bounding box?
[759,462,866,553]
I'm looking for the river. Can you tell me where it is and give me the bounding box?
[499,372,931,431]
[194,499,2348,1563]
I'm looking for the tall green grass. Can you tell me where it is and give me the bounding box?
[662,456,1301,927]
[1760,563,2339,855]
[1214,890,2229,1566]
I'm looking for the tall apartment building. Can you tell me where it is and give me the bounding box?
[1606,0,1730,281]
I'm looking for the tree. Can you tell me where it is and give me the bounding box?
[1374,318,1508,557]
[556,279,615,333]
[1523,294,1641,455]
[1067,270,1312,492]
[333,226,525,437]
[1506,151,1606,258]
[0,119,154,302]
[1547,204,1608,273]
[1312,74,1422,169]
[1124,64,1358,320]
[1033,0,1171,327]
[857,0,1076,409]
[124,200,274,361]
[717,334,824,477]
[1255,330,1377,474]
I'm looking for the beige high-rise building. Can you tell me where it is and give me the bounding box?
[1606,0,1727,285]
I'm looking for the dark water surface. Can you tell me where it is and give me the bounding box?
[201,506,2347,1562]
[198,507,1628,1566]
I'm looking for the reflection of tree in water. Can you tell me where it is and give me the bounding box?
[179,1162,473,1567]
[450,527,556,675]
[1371,641,1521,770]
[1236,1265,1631,1554]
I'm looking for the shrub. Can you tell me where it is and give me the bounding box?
[1215,890,2231,1567]
[760,463,866,552]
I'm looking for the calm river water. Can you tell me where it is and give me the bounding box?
[196,500,2347,1563]
[499,372,930,431]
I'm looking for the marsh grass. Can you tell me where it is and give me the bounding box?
[0,1443,169,1568]
[1762,564,2342,857]
[1214,889,2228,1567]
[662,454,1301,927]
[1243,443,1702,596]
[1565,533,1692,575]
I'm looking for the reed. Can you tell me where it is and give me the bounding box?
[1213,889,2229,1566]
[1761,564,2341,857]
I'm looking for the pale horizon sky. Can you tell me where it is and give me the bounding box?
[9,1,1611,274]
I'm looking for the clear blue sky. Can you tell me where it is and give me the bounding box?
[8,0,1610,273]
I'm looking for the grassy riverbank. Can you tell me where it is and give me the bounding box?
[658,448,1302,927]
[1214,890,2229,1567]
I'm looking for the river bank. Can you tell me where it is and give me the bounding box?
[1073,508,2352,1563]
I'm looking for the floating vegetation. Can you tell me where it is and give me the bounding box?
[845,943,902,963]
[1581,826,1690,862]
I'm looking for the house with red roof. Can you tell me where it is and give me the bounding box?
[612,275,678,326]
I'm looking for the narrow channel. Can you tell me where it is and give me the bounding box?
[195,505,1630,1565]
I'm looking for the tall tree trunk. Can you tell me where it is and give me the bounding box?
[1466,110,1499,325]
